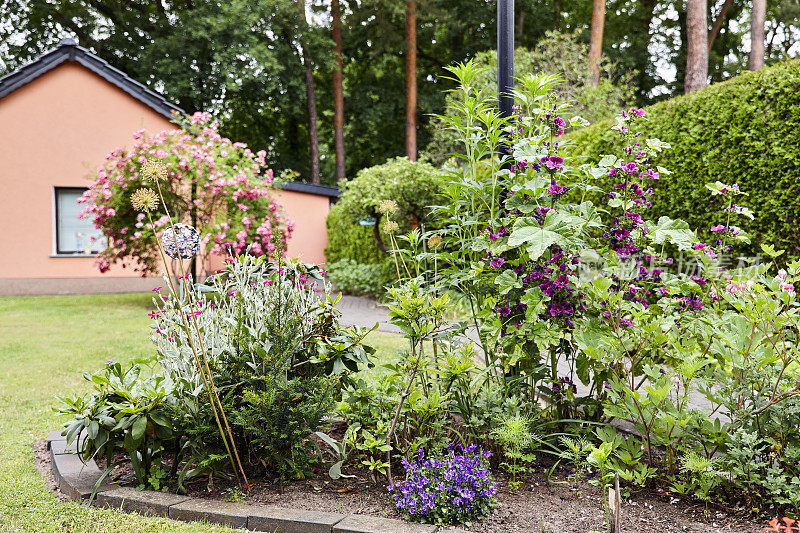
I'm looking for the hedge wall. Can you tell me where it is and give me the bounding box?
[569,59,800,260]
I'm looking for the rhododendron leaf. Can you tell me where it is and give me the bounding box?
[650,216,696,251]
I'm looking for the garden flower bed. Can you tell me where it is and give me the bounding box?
[42,431,762,532]
[54,62,800,533]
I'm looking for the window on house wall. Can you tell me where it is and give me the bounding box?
[54,187,106,255]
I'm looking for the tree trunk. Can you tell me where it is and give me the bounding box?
[332,0,346,181]
[685,0,708,94]
[749,0,766,70]
[707,0,733,52]
[298,0,321,183]
[587,0,606,87]
[405,0,417,161]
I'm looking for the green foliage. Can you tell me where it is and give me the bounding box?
[146,255,375,484]
[490,415,537,490]
[425,31,634,165]
[336,157,443,242]
[568,60,800,260]
[57,359,176,491]
[324,204,386,265]
[327,259,393,299]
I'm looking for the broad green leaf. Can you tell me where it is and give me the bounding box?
[598,155,617,168]
[649,216,697,251]
[508,211,573,261]
[131,415,146,443]
[495,270,522,295]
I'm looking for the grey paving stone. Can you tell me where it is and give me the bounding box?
[333,514,437,533]
[49,439,79,455]
[50,450,92,484]
[92,487,190,517]
[51,453,111,500]
[248,505,346,533]
[48,430,66,445]
[169,499,251,529]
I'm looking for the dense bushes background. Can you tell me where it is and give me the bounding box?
[327,259,393,299]
[569,59,800,260]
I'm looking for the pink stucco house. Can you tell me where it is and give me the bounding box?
[0,39,338,295]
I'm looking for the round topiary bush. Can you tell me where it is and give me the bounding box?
[326,156,443,261]
[324,203,386,265]
[568,59,800,260]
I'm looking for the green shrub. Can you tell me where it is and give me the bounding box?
[331,157,443,259]
[149,256,374,483]
[568,59,800,260]
[57,359,176,491]
[325,204,386,265]
[327,259,393,299]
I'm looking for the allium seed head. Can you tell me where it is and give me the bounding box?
[383,219,399,234]
[379,199,398,215]
[141,160,168,182]
[130,188,159,212]
[428,235,443,249]
[161,223,201,259]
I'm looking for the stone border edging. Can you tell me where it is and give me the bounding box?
[47,431,462,533]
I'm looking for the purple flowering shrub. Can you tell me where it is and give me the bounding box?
[389,444,498,526]
[349,61,800,518]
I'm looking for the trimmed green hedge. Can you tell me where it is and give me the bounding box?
[324,203,386,265]
[569,59,800,259]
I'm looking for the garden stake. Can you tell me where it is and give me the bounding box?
[152,179,249,490]
[145,207,246,490]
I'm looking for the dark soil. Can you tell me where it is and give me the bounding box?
[38,438,766,532]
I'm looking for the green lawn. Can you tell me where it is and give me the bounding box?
[0,293,404,532]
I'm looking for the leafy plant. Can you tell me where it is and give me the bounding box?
[57,359,176,492]
[334,157,443,255]
[150,253,374,484]
[491,415,536,490]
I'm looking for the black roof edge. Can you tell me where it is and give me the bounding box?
[0,38,184,120]
[280,181,341,198]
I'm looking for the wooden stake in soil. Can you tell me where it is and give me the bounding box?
[608,473,622,532]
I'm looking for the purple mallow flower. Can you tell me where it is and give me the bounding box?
[541,155,565,171]
[547,180,566,196]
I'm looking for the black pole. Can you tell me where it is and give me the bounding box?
[497,0,514,213]
[497,0,515,121]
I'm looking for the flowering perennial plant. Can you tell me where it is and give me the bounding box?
[389,444,498,526]
[78,111,292,274]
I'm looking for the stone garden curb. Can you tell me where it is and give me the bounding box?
[47,431,463,533]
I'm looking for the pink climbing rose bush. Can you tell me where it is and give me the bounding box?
[78,112,293,275]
